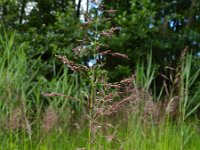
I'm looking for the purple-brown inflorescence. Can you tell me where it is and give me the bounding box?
[42,107,58,133]
[8,107,24,130]
[100,27,120,38]
[56,55,88,72]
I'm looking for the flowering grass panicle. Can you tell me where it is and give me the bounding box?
[42,107,58,133]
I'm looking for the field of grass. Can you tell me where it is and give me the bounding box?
[1,118,200,150]
[1,29,200,150]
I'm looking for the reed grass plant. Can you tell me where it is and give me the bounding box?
[0,7,200,150]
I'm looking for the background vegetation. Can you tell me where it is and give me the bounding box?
[0,0,200,149]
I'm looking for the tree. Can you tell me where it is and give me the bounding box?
[101,0,200,81]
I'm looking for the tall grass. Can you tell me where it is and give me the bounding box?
[1,22,200,150]
[0,31,29,121]
[0,30,85,149]
[135,52,157,91]
[122,116,200,150]
[179,54,200,121]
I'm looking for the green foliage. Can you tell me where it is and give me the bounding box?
[123,117,200,150]
[0,1,200,149]
[135,52,157,90]
[1,118,200,149]
[1,1,81,79]
[109,65,131,81]
[0,31,30,114]
[103,0,200,76]
[179,54,200,120]
[0,29,85,130]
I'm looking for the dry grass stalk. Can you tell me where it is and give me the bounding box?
[111,52,129,59]
[42,92,82,103]
[98,50,112,56]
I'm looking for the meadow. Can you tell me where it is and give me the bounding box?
[1,30,200,150]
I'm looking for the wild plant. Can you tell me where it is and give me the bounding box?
[160,47,200,121]
[42,2,133,149]
[0,30,35,150]
[41,2,200,150]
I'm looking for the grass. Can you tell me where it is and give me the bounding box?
[0,30,85,149]
[123,117,200,150]
[1,26,200,150]
[1,118,200,150]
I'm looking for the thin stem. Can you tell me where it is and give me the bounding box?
[88,8,99,150]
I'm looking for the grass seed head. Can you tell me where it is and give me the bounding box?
[42,107,58,132]
[8,107,24,130]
